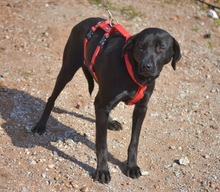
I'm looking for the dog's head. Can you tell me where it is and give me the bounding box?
[123,28,181,80]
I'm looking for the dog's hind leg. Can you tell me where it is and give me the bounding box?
[32,37,83,134]
[32,66,80,134]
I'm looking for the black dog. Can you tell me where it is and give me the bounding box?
[32,17,181,184]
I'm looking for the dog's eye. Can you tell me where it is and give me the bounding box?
[156,45,165,53]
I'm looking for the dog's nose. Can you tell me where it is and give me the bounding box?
[142,62,153,70]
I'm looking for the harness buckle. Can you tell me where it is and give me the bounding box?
[86,29,94,40]
[99,35,109,47]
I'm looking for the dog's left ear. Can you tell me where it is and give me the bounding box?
[122,35,137,56]
[171,38,181,70]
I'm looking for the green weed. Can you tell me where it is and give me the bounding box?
[214,19,220,26]
[208,41,215,49]
[88,0,143,20]
[191,26,200,32]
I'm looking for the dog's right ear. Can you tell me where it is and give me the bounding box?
[171,38,181,70]
[122,35,137,56]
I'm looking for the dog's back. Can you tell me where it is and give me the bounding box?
[63,18,106,94]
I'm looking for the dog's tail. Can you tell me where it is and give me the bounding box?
[82,67,94,96]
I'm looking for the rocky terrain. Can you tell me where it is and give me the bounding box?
[0,0,220,191]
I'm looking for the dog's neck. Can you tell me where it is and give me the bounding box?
[126,51,158,86]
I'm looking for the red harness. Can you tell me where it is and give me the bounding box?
[84,20,147,105]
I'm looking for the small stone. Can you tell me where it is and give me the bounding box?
[178,147,182,151]
[75,103,81,109]
[210,181,217,189]
[203,154,210,159]
[25,125,33,133]
[203,33,211,39]
[169,146,176,150]
[173,171,180,178]
[109,166,118,173]
[210,125,218,130]
[52,150,58,156]
[41,173,46,178]
[179,156,190,166]
[70,180,79,189]
[206,74,211,79]
[22,187,28,192]
[65,139,75,146]
[30,159,37,165]
[142,171,150,176]
[48,164,55,169]
[62,179,72,189]
[207,10,219,19]
[201,179,209,187]
[80,186,89,192]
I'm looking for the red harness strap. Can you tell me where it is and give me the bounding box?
[84,20,111,82]
[84,21,147,105]
[124,53,147,105]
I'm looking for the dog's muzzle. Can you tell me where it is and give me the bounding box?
[139,60,158,77]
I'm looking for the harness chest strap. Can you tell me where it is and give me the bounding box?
[124,53,147,105]
[84,21,147,105]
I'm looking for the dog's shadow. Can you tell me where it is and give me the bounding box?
[0,87,124,178]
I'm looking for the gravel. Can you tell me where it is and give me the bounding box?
[0,0,220,191]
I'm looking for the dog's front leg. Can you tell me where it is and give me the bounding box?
[126,94,151,179]
[94,97,111,184]
[126,82,155,179]
[126,102,147,179]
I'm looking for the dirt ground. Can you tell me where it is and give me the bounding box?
[0,0,220,191]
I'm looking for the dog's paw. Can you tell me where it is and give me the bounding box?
[108,119,123,131]
[126,166,142,179]
[32,122,46,135]
[94,170,111,184]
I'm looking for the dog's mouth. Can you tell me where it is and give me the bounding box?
[138,71,159,84]
[138,69,159,79]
